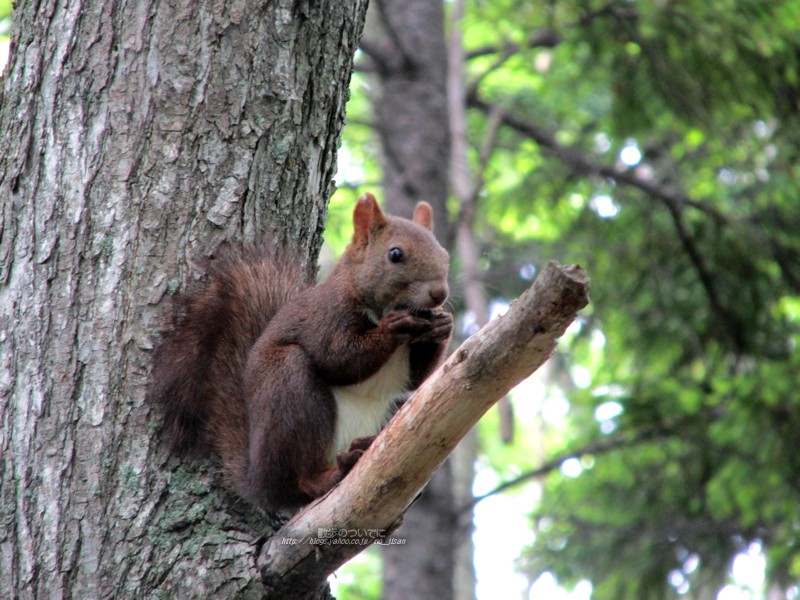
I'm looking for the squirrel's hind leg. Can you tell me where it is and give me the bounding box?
[241,344,339,509]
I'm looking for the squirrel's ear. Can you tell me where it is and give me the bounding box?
[412,202,434,231]
[353,193,387,244]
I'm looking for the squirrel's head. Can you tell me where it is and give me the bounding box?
[344,193,450,315]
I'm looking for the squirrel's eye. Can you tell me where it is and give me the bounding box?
[388,247,405,263]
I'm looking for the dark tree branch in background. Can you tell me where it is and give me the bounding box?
[466,46,519,104]
[358,0,425,75]
[471,104,503,206]
[465,28,562,60]
[464,4,638,61]
[464,428,665,513]
[464,404,727,514]
[577,4,639,26]
[357,38,394,73]
[468,94,728,222]
[662,202,747,351]
[371,0,415,70]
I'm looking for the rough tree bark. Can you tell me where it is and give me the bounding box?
[258,262,590,598]
[0,0,366,597]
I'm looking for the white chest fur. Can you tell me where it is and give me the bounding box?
[329,345,411,461]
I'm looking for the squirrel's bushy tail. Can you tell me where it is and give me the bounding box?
[148,247,312,485]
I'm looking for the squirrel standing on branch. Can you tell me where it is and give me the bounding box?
[149,193,453,510]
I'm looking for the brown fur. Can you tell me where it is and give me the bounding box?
[149,194,452,510]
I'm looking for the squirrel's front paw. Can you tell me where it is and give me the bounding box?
[382,309,435,341]
[383,309,452,343]
[415,310,453,343]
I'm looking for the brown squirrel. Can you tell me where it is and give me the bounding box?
[149,193,452,510]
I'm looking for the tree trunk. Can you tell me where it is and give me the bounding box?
[365,0,451,246]
[360,1,476,598]
[0,0,366,597]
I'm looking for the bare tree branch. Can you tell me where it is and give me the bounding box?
[257,262,590,598]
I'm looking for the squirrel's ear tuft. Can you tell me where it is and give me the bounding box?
[412,201,434,231]
[353,193,387,244]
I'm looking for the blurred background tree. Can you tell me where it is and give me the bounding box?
[330,0,800,598]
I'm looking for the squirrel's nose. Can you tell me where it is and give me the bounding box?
[429,285,448,307]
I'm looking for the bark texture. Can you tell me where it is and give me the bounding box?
[258,262,590,595]
[0,0,366,597]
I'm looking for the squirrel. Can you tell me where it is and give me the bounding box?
[149,193,453,510]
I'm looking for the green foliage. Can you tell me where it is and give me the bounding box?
[331,547,383,600]
[451,1,800,597]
